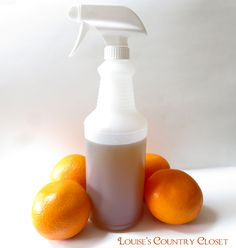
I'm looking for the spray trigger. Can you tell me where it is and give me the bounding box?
[68,5,147,59]
[69,22,90,57]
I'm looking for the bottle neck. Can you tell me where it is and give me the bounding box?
[104,46,130,60]
[96,60,136,112]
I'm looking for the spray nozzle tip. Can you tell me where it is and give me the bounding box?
[68,6,82,21]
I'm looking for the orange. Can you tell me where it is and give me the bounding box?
[145,169,203,224]
[32,180,91,240]
[145,153,170,182]
[50,154,86,189]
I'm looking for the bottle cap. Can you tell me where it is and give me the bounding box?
[104,46,129,60]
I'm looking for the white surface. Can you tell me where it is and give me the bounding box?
[0,0,236,168]
[0,145,235,248]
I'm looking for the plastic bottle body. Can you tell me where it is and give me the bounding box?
[86,138,146,230]
[84,60,147,230]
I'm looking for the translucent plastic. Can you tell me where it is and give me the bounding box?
[84,60,147,145]
[84,59,147,230]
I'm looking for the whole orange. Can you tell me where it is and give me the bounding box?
[145,153,170,182]
[145,169,203,224]
[50,154,86,189]
[32,180,91,240]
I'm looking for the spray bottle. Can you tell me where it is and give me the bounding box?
[68,5,147,231]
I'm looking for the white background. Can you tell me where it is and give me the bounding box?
[0,1,236,248]
[1,0,236,169]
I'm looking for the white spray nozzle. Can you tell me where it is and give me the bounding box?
[68,5,147,59]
